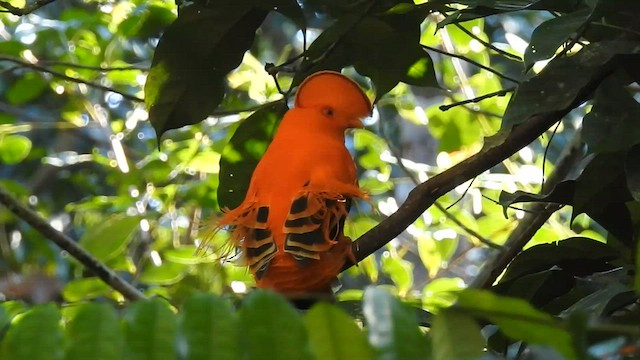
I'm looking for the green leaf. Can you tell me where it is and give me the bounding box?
[139,261,188,285]
[431,309,485,360]
[583,72,640,153]
[293,14,359,87]
[65,303,123,360]
[124,298,177,360]
[500,178,634,244]
[381,252,414,295]
[79,214,141,262]
[349,16,438,100]
[498,237,618,283]
[363,287,429,360]
[257,0,305,30]
[304,303,374,360]
[574,152,634,242]
[180,293,239,360]
[239,290,311,360]
[455,289,576,359]
[7,73,48,105]
[0,135,32,164]
[62,277,114,302]
[1,303,62,360]
[164,245,212,264]
[524,9,591,68]
[217,100,288,210]
[502,40,640,129]
[146,2,268,138]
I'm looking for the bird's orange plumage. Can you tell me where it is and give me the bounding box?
[209,71,372,294]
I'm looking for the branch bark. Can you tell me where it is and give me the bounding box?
[0,186,146,301]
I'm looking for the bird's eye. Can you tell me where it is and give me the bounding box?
[322,107,334,117]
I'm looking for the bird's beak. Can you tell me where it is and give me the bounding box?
[348,117,365,129]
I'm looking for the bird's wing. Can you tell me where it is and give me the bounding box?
[283,182,364,263]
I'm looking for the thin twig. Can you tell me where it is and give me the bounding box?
[440,87,515,111]
[422,44,520,83]
[0,186,146,301]
[454,23,523,62]
[0,0,56,15]
[0,56,143,102]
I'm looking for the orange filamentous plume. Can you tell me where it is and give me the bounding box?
[205,71,372,294]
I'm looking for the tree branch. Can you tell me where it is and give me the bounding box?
[346,63,610,269]
[0,0,56,15]
[0,56,143,102]
[0,186,146,301]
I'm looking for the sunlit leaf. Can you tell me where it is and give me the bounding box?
[1,304,62,360]
[62,277,114,302]
[181,293,239,360]
[431,309,484,360]
[0,135,31,164]
[65,303,122,360]
[124,298,177,360]
[305,303,374,360]
[239,290,311,359]
[79,214,142,262]
[455,289,576,359]
[363,287,429,359]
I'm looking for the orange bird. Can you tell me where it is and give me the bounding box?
[208,71,372,294]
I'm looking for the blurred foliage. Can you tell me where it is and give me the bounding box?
[1,0,640,358]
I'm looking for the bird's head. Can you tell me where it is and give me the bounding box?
[294,71,372,130]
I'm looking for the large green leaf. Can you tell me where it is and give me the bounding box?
[431,309,485,360]
[123,298,177,360]
[217,100,288,210]
[1,303,62,360]
[146,1,268,138]
[524,8,591,68]
[455,289,576,359]
[350,16,438,100]
[498,237,618,283]
[0,135,32,164]
[65,303,123,360]
[180,293,239,360]
[499,177,634,243]
[502,40,640,129]
[304,303,374,360]
[239,290,311,360]
[363,287,429,360]
[79,214,141,262]
[583,72,640,153]
[6,73,48,105]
